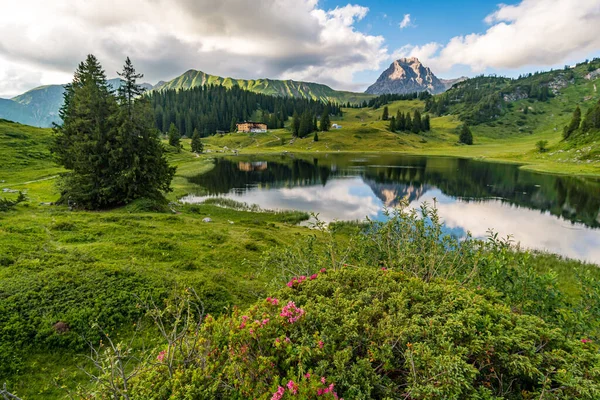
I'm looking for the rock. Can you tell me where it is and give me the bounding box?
[53,321,70,334]
[585,68,600,80]
[203,218,212,223]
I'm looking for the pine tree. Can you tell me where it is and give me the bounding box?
[314,131,319,142]
[382,106,389,121]
[563,105,581,139]
[397,112,406,131]
[405,113,412,132]
[168,122,181,149]
[230,117,238,133]
[412,110,422,133]
[459,124,474,145]
[299,110,313,138]
[320,106,331,132]
[292,111,300,137]
[423,114,431,131]
[191,128,204,153]
[53,55,174,208]
[389,116,396,132]
[313,116,318,132]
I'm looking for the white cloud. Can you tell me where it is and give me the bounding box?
[399,14,412,29]
[0,0,388,97]
[394,0,600,73]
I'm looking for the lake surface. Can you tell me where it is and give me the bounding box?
[182,154,600,264]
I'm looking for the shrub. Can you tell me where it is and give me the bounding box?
[536,140,549,152]
[124,268,600,399]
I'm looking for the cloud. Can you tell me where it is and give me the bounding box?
[399,14,412,29]
[394,0,600,73]
[0,0,388,97]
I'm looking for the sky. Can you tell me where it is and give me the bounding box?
[1,0,600,98]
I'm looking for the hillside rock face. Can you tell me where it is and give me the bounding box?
[366,57,448,95]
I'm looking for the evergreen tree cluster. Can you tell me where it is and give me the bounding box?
[53,55,175,209]
[367,91,432,109]
[388,109,431,133]
[564,100,600,141]
[291,106,332,138]
[149,85,341,137]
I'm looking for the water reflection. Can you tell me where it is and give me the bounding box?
[183,154,600,263]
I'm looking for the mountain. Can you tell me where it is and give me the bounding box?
[439,77,468,91]
[0,79,154,127]
[151,69,374,104]
[366,57,449,95]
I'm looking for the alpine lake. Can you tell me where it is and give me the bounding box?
[182,153,600,264]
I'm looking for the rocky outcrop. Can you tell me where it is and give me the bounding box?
[365,57,448,95]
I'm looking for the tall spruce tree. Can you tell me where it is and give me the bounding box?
[53,55,174,208]
[191,128,204,153]
[320,106,331,132]
[423,114,431,131]
[459,124,474,145]
[382,106,389,121]
[397,112,406,131]
[299,110,313,138]
[412,110,422,133]
[168,123,181,149]
[405,113,412,132]
[292,111,300,137]
[389,116,396,132]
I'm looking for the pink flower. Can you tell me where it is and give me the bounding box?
[310,274,318,280]
[157,350,166,362]
[285,336,291,343]
[287,380,298,394]
[321,377,326,384]
[287,281,294,288]
[249,328,254,335]
[304,373,311,379]
[320,268,326,273]
[267,297,279,305]
[271,386,285,400]
[318,340,324,349]
[239,322,246,329]
[261,318,270,327]
[317,388,325,395]
[381,267,387,271]
[280,301,305,324]
[582,338,592,344]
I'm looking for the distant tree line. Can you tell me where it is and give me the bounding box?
[386,107,431,134]
[340,92,432,110]
[149,85,342,137]
[290,105,332,138]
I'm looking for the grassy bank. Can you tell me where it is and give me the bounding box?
[201,101,600,177]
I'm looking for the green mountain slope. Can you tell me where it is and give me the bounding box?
[152,69,374,104]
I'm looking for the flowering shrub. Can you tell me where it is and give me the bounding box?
[124,268,600,399]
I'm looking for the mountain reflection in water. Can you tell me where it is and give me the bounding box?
[182,154,600,263]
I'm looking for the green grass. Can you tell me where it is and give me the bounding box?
[201,98,600,176]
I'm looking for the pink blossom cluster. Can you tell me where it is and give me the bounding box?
[280,301,305,323]
[157,350,166,362]
[271,386,285,400]
[582,338,593,344]
[317,378,342,399]
[287,380,298,394]
[239,315,249,329]
[287,276,307,287]
[267,297,279,305]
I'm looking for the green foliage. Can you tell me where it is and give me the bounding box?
[52,55,175,209]
[313,131,319,142]
[168,122,181,149]
[563,105,582,139]
[92,204,600,399]
[319,106,331,132]
[388,116,396,132]
[459,124,474,145]
[191,128,203,153]
[0,191,26,211]
[581,100,600,134]
[536,139,549,152]
[381,105,389,121]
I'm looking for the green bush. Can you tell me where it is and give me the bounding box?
[125,268,600,399]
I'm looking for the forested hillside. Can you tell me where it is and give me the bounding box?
[425,58,600,132]
[149,85,342,136]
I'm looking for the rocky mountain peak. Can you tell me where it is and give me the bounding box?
[366,58,449,95]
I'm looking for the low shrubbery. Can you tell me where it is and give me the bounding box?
[86,205,600,399]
